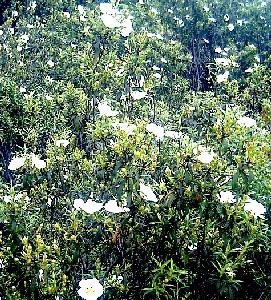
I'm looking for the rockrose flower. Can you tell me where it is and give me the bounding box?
[197,152,214,164]
[244,197,265,218]
[8,157,25,170]
[32,154,46,169]
[139,183,158,202]
[104,200,130,213]
[98,103,118,117]
[237,116,256,127]
[217,71,229,83]
[77,278,103,300]
[55,139,70,147]
[218,191,236,203]
[131,91,147,100]
[146,123,165,139]
[101,14,120,28]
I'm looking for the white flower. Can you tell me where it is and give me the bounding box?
[47,60,54,67]
[224,14,229,22]
[161,57,167,63]
[155,33,163,40]
[78,278,103,300]
[244,197,265,218]
[218,191,236,203]
[139,75,145,87]
[38,269,44,281]
[203,38,209,44]
[215,57,229,66]
[21,34,29,43]
[131,91,147,100]
[165,130,181,139]
[215,47,222,53]
[237,116,256,127]
[63,11,70,18]
[80,15,87,22]
[237,19,243,26]
[8,157,25,170]
[12,11,19,17]
[55,139,70,147]
[77,5,85,15]
[139,183,158,202]
[121,17,133,37]
[153,73,161,79]
[29,1,37,10]
[101,14,120,28]
[81,200,103,214]
[112,122,136,135]
[188,243,197,250]
[9,28,15,35]
[254,56,260,62]
[0,258,5,268]
[17,45,23,51]
[152,65,160,71]
[104,200,130,213]
[98,103,118,117]
[32,154,46,169]
[100,3,117,14]
[19,87,27,93]
[228,24,234,31]
[146,123,165,139]
[151,8,158,15]
[208,17,216,23]
[45,75,53,83]
[197,152,214,164]
[45,95,53,100]
[0,30,3,35]
[138,0,144,4]
[217,71,229,83]
[3,195,12,203]
[74,198,85,210]
[47,197,52,206]
[245,68,254,73]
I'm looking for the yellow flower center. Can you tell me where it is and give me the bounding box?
[87,287,94,294]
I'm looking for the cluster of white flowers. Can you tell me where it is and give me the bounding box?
[8,154,47,170]
[74,198,129,214]
[100,3,133,36]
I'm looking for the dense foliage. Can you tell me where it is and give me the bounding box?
[0,0,271,299]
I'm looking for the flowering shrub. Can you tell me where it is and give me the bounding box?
[0,0,271,299]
